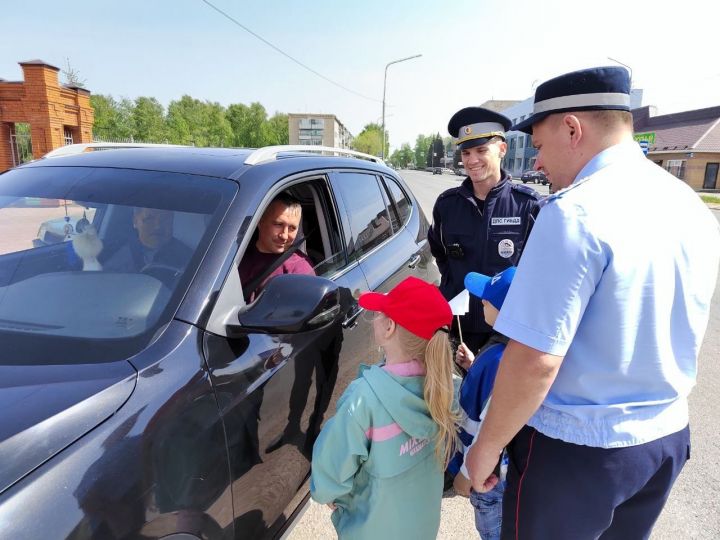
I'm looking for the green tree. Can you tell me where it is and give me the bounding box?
[205,102,234,147]
[390,143,414,168]
[227,102,270,147]
[266,112,289,145]
[414,134,432,167]
[166,96,232,147]
[131,97,167,143]
[90,94,133,141]
[352,123,387,157]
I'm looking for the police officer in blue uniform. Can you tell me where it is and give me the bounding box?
[428,107,541,353]
[465,66,720,540]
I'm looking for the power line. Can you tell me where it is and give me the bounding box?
[199,0,381,103]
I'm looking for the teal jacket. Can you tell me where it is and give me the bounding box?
[310,363,443,540]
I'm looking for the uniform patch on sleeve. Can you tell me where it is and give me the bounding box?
[491,217,522,226]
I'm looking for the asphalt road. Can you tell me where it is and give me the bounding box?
[288,169,720,539]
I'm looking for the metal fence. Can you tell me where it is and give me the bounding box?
[92,134,166,144]
[9,131,33,167]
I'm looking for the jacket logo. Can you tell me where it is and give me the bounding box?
[491,217,521,226]
[399,437,429,456]
[498,239,515,258]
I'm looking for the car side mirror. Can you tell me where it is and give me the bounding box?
[228,274,344,335]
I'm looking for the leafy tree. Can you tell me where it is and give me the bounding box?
[205,102,234,147]
[90,94,133,140]
[443,136,454,159]
[166,96,232,147]
[413,134,432,167]
[390,143,414,168]
[266,112,289,145]
[131,97,167,143]
[227,102,270,148]
[12,123,33,163]
[352,123,387,157]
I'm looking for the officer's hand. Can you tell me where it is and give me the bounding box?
[455,343,474,370]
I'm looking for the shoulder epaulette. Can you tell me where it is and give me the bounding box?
[510,182,542,200]
[435,186,462,202]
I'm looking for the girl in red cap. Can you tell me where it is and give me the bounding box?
[310,276,458,540]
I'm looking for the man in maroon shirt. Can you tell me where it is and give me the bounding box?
[239,193,315,302]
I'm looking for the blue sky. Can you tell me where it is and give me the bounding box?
[1,0,718,151]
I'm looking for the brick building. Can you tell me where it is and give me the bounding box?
[0,60,94,172]
[633,105,720,191]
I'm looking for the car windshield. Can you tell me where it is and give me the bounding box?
[0,166,236,365]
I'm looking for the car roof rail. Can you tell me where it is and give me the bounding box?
[43,142,189,159]
[243,145,386,166]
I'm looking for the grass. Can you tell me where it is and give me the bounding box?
[700,195,720,205]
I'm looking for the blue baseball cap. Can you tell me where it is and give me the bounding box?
[464,266,517,310]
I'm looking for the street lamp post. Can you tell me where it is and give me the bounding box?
[382,54,422,159]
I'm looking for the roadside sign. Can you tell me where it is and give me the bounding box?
[634,132,656,144]
[638,140,649,156]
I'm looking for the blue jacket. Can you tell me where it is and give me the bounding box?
[448,340,505,479]
[427,172,540,335]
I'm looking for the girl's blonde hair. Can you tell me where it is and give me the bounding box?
[396,324,459,467]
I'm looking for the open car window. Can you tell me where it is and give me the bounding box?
[0,166,236,364]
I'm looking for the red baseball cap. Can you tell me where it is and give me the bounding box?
[359,276,452,340]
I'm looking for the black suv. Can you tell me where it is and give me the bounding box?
[0,145,438,539]
[521,169,548,185]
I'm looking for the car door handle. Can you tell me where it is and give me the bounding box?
[342,306,364,329]
[407,254,421,269]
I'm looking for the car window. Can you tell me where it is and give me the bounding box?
[333,172,393,262]
[382,176,412,232]
[0,166,236,364]
[238,178,347,304]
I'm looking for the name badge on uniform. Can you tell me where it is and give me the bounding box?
[498,239,515,258]
[491,217,521,226]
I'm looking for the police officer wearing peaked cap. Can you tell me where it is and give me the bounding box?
[464,66,720,540]
[427,107,541,355]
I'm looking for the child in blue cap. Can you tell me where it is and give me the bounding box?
[447,266,516,540]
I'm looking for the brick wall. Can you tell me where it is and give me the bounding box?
[0,60,94,172]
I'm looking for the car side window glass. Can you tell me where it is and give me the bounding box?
[382,177,411,231]
[334,172,393,262]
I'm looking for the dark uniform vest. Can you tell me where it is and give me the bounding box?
[427,171,541,337]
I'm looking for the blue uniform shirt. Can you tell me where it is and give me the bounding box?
[495,142,720,448]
